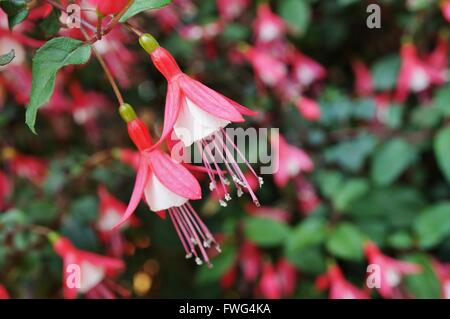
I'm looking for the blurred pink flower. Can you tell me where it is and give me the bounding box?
[291,51,327,87]
[253,3,286,43]
[217,0,249,21]
[243,46,288,87]
[352,60,374,97]
[0,285,9,299]
[296,96,321,121]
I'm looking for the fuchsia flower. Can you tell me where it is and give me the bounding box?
[316,264,370,299]
[217,0,249,21]
[395,42,433,102]
[0,170,11,209]
[352,60,374,97]
[0,285,9,299]
[90,0,129,16]
[271,133,314,188]
[246,204,290,223]
[295,177,320,215]
[296,96,321,121]
[97,186,137,258]
[432,260,450,299]
[253,3,286,43]
[291,51,327,87]
[364,241,421,298]
[441,0,450,22]
[239,241,262,283]
[51,235,127,299]
[113,104,220,266]
[425,35,449,84]
[3,148,47,186]
[139,34,263,207]
[258,260,297,299]
[242,45,288,87]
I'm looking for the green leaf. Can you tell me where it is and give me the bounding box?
[26,37,91,134]
[277,0,310,35]
[372,54,401,91]
[285,218,328,254]
[120,0,171,23]
[434,127,450,184]
[433,84,450,117]
[403,254,441,299]
[244,217,290,247]
[286,246,327,274]
[38,8,61,37]
[196,245,236,284]
[414,202,450,249]
[371,138,416,186]
[0,0,29,29]
[326,223,365,261]
[332,178,369,211]
[0,49,15,66]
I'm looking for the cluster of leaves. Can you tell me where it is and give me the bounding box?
[1,0,450,299]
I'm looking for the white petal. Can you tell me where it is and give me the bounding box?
[410,67,430,92]
[144,173,188,211]
[174,98,230,147]
[97,209,125,231]
[79,262,105,293]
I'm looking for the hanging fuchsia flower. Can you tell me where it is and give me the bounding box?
[316,264,370,299]
[139,34,263,207]
[0,170,11,209]
[258,260,297,299]
[253,3,286,43]
[239,241,262,283]
[242,45,288,87]
[296,96,321,121]
[0,285,9,299]
[425,35,449,84]
[364,241,421,298]
[441,0,450,22]
[291,51,327,87]
[89,0,129,16]
[3,148,47,186]
[432,260,450,299]
[271,133,314,188]
[217,0,249,21]
[97,185,137,258]
[114,104,220,266]
[395,42,433,102]
[352,60,374,97]
[51,234,127,299]
[295,177,320,215]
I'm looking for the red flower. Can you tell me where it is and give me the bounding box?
[4,148,47,186]
[217,0,249,21]
[441,0,450,22]
[0,285,9,299]
[139,34,262,207]
[253,3,286,43]
[0,170,11,209]
[90,0,129,16]
[316,264,370,299]
[51,235,126,299]
[291,51,327,87]
[239,241,262,282]
[352,60,374,97]
[425,35,449,85]
[271,133,314,188]
[258,260,297,299]
[114,104,219,266]
[295,177,320,215]
[432,260,450,299]
[364,241,421,298]
[296,96,321,121]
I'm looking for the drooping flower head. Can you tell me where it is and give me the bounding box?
[138,34,263,207]
[0,170,11,209]
[216,0,249,21]
[50,234,127,299]
[432,259,450,299]
[253,3,287,43]
[258,260,297,299]
[0,285,9,299]
[316,264,370,299]
[352,60,374,97]
[296,96,321,121]
[291,51,327,87]
[3,148,48,186]
[364,241,421,298]
[113,103,220,266]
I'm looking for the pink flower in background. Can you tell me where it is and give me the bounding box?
[364,241,421,298]
[242,46,288,87]
[114,105,219,266]
[217,0,249,21]
[296,96,321,121]
[352,60,374,96]
[139,34,262,207]
[295,177,320,215]
[246,204,290,222]
[179,21,223,42]
[425,36,449,84]
[316,264,370,299]
[239,241,262,282]
[0,170,11,208]
[395,42,433,102]
[271,133,314,188]
[5,149,48,186]
[253,3,286,43]
[90,0,128,16]
[291,51,327,87]
[113,148,140,171]
[52,235,127,299]
[0,285,9,299]
[152,6,181,32]
[258,260,297,299]
[432,260,450,299]
[441,0,450,22]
